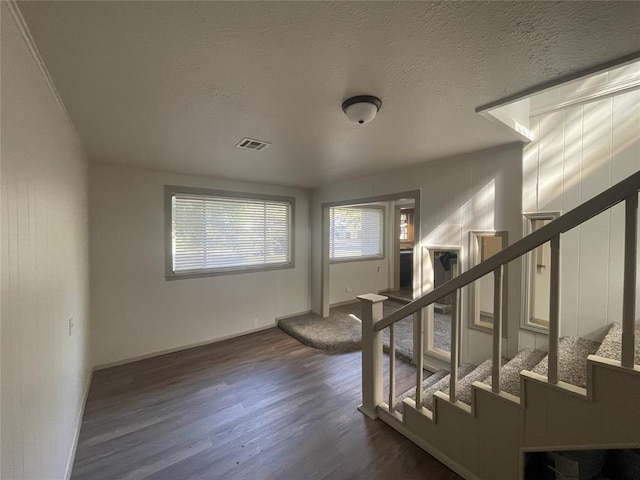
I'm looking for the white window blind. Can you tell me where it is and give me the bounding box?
[171,193,292,274]
[329,206,383,260]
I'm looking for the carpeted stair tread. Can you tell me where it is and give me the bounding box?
[595,321,640,364]
[454,357,507,406]
[394,370,449,410]
[423,363,477,410]
[396,363,476,412]
[531,336,601,388]
[481,348,546,398]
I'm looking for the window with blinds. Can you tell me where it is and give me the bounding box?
[329,206,384,261]
[168,189,294,277]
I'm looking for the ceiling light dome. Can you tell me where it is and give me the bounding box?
[342,95,382,125]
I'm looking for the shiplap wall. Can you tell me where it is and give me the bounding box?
[521,87,640,350]
[1,5,91,479]
[311,144,524,365]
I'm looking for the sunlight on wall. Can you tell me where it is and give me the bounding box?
[537,111,565,209]
[522,80,640,347]
[418,177,498,311]
[580,100,615,190]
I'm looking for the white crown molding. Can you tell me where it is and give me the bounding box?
[5,0,80,139]
[530,73,640,116]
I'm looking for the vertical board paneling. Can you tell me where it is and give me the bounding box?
[1,8,91,480]
[314,145,523,367]
[577,213,611,339]
[538,110,564,212]
[611,91,640,317]
[519,329,536,350]
[560,228,580,338]
[611,90,640,182]
[577,99,612,339]
[523,116,540,213]
[580,99,612,203]
[526,89,640,344]
[562,106,583,212]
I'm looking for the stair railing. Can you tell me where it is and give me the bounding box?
[359,170,640,418]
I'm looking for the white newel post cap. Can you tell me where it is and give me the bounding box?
[357,293,388,304]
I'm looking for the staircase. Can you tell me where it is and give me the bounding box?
[358,171,640,480]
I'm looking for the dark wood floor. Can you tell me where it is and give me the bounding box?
[72,327,462,479]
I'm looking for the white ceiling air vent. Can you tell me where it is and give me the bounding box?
[236,138,271,151]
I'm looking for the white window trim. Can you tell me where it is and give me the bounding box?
[468,230,509,335]
[328,205,385,263]
[164,185,295,280]
[520,212,560,334]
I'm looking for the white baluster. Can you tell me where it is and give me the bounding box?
[548,235,561,384]
[492,266,503,393]
[622,194,638,368]
[414,310,424,409]
[389,324,396,411]
[450,290,460,403]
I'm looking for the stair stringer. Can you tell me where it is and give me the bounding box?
[521,355,640,451]
[376,356,640,480]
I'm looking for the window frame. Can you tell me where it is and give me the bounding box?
[520,212,560,334]
[328,205,385,264]
[164,185,295,280]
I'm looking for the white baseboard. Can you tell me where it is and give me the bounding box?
[93,323,277,371]
[329,299,359,308]
[65,370,92,480]
[275,309,311,321]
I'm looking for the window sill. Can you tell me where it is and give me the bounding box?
[329,256,385,265]
[166,262,294,280]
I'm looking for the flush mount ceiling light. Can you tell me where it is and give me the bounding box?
[342,95,382,125]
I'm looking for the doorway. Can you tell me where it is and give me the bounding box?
[320,191,420,318]
[387,203,416,303]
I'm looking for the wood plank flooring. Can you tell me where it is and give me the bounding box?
[72,327,462,479]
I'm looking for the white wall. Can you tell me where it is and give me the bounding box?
[1,5,91,479]
[311,144,524,364]
[521,87,640,350]
[328,201,393,305]
[329,259,388,305]
[89,163,310,367]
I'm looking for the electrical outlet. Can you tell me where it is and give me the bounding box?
[345,286,352,293]
[68,317,74,336]
[253,318,259,328]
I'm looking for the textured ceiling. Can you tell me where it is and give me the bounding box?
[18,1,640,188]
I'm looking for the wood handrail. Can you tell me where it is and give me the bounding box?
[375,169,640,332]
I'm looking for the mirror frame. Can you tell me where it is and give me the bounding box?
[469,230,509,334]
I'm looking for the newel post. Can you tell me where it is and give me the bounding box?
[358,293,387,419]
